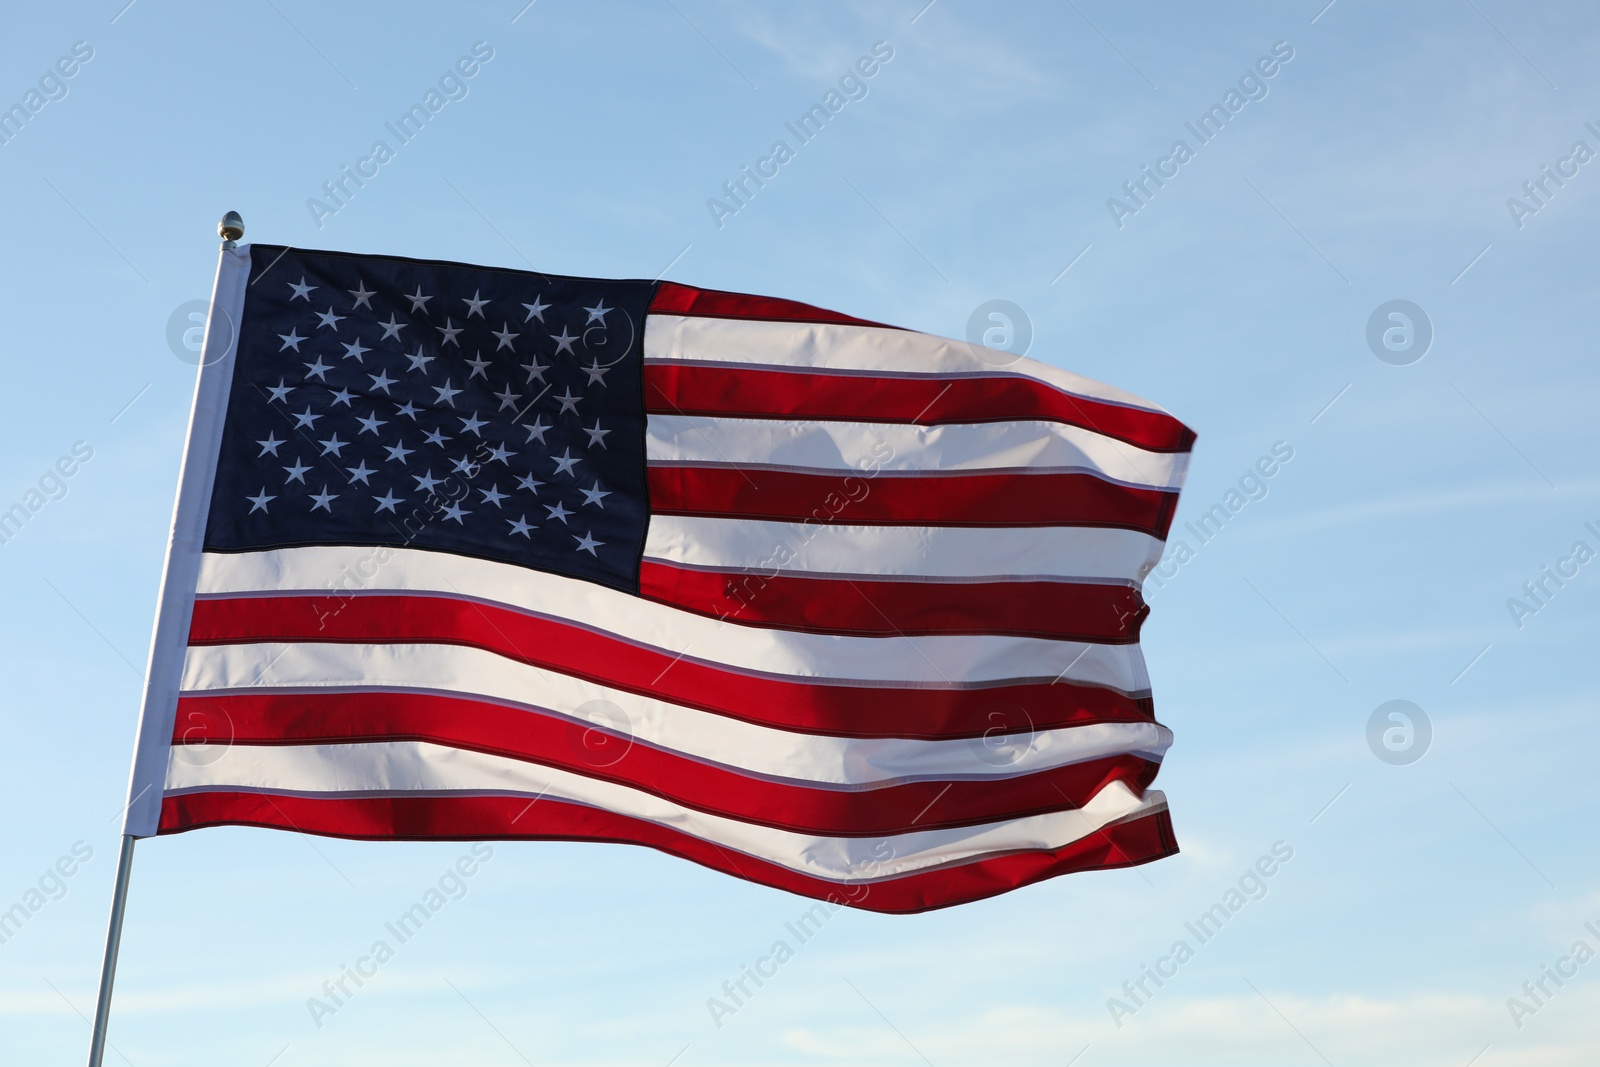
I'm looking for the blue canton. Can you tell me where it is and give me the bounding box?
[205,246,655,594]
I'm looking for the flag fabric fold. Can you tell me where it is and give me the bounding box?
[124,244,1193,913]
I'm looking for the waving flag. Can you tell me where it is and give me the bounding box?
[124,244,1194,914]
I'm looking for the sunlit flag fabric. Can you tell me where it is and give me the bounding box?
[123,244,1195,914]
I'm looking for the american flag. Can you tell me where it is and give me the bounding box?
[123,244,1194,914]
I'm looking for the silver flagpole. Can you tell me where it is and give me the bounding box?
[85,835,136,1067]
[86,211,247,1067]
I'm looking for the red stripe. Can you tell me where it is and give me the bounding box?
[157,791,1177,913]
[171,692,1160,837]
[650,281,895,330]
[188,594,1154,739]
[645,363,1196,454]
[639,561,1146,642]
[647,465,1179,538]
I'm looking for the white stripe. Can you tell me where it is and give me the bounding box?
[644,515,1159,582]
[647,414,1186,490]
[644,314,1177,417]
[182,642,1171,785]
[164,741,1165,881]
[196,548,1154,692]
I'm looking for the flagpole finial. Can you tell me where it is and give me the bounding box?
[218,211,244,250]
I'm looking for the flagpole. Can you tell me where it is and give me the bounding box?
[85,211,247,1067]
[85,835,135,1067]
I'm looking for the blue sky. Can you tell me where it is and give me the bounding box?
[2,1,1598,1064]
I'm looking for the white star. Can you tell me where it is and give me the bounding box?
[480,484,508,507]
[507,515,534,537]
[346,460,375,485]
[310,486,338,512]
[257,433,285,457]
[521,358,550,384]
[405,286,433,313]
[432,379,461,406]
[485,443,514,464]
[515,473,544,494]
[347,281,376,309]
[288,277,317,301]
[521,296,550,323]
[573,530,603,556]
[278,328,306,352]
[423,428,449,447]
[378,314,407,341]
[583,300,612,325]
[356,412,386,435]
[581,361,610,387]
[582,421,610,449]
[374,490,403,513]
[283,459,311,484]
[318,434,348,457]
[493,383,521,411]
[458,413,487,437]
[315,307,344,331]
[436,318,463,347]
[442,503,470,524]
[396,400,421,420]
[405,347,435,374]
[303,356,332,381]
[551,449,580,476]
[465,352,492,380]
[462,290,490,318]
[522,417,551,444]
[265,379,293,403]
[328,387,355,407]
[555,388,581,415]
[491,322,519,350]
[341,338,370,363]
[579,482,611,509]
[292,407,320,429]
[550,327,578,355]
[368,369,397,394]
[413,470,442,493]
[246,488,275,513]
[545,500,572,523]
[450,456,480,477]
[384,440,414,463]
